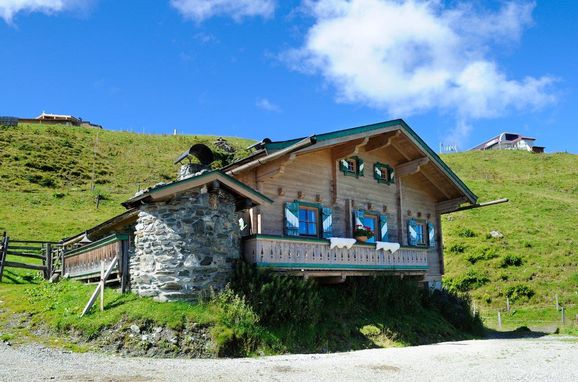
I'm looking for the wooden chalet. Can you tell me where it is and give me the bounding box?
[224,119,478,286]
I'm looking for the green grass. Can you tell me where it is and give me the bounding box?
[441,150,578,315]
[0,123,254,241]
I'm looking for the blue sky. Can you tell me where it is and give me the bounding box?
[1,0,576,153]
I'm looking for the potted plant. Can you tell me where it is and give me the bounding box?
[353,225,374,243]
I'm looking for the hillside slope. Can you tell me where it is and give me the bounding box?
[0,124,253,241]
[441,150,577,310]
[1,124,576,311]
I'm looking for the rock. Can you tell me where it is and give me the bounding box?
[130,324,141,334]
[489,230,504,239]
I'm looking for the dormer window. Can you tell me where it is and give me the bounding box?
[339,156,365,178]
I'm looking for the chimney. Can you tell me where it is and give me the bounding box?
[174,144,215,180]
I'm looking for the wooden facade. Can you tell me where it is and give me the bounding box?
[63,233,130,291]
[227,120,478,284]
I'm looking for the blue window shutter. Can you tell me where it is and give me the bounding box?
[428,221,436,248]
[285,202,299,236]
[357,158,365,177]
[354,209,365,228]
[379,214,389,242]
[322,207,333,238]
[408,218,418,246]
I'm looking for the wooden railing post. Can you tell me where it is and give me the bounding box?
[45,243,52,280]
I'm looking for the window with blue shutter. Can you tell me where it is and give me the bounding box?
[321,207,333,238]
[353,209,365,229]
[379,214,389,242]
[284,202,300,236]
[408,218,418,246]
[427,221,436,248]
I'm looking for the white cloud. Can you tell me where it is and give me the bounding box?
[0,0,87,23]
[256,97,281,112]
[170,0,275,22]
[288,0,556,141]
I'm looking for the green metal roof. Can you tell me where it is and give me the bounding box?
[263,119,477,203]
[123,170,273,207]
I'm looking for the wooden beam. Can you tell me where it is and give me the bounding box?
[435,197,467,214]
[365,130,401,153]
[396,157,430,177]
[331,137,369,161]
[391,141,411,161]
[420,168,452,199]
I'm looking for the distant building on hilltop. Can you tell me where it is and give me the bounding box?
[470,132,545,153]
[1,112,103,129]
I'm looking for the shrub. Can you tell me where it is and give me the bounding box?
[500,254,523,268]
[465,247,499,264]
[426,289,483,335]
[457,227,477,238]
[505,284,535,302]
[449,244,466,254]
[444,270,489,293]
[211,287,261,356]
[230,261,321,326]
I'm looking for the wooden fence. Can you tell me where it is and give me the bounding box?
[0,232,60,282]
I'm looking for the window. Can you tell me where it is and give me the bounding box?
[363,213,379,243]
[374,162,394,184]
[415,221,427,246]
[298,206,319,237]
[339,156,365,178]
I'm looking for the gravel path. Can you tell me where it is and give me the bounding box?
[1,337,577,382]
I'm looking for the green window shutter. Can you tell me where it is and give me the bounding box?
[339,159,349,173]
[428,221,436,248]
[373,163,382,181]
[284,202,300,236]
[321,207,333,238]
[389,167,395,184]
[353,209,365,228]
[408,218,418,246]
[357,157,365,177]
[379,214,389,242]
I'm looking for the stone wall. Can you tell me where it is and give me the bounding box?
[130,187,240,302]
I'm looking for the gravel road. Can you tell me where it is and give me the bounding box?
[1,337,577,382]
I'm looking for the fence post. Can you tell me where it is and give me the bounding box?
[100,261,105,312]
[561,307,565,325]
[506,297,510,312]
[497,310,502,330]
[556,294,559,311]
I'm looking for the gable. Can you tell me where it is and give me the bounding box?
[226,119,477,205]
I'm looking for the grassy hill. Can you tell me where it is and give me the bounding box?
[0,123,254,241]
[441,150,578,319]
[1,123,576,316]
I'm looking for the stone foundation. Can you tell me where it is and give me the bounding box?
[130,187,240,302]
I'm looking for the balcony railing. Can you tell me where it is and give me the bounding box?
[243,235,430,272]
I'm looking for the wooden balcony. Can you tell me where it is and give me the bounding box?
[243,235,431,275]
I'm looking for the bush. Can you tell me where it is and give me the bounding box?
[211,287,261,356]
[465,247,499,264]
[500,254,523,267]
[230,262,321,326]
[449,244,466,254]
[457,228,477,238]
[505,284,535,302]
[426,289,483,335]
[444,270,489,293]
